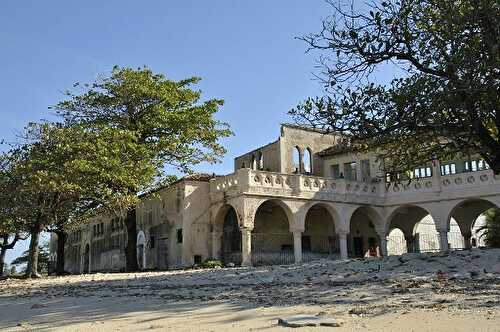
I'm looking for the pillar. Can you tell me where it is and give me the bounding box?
[339,232,348,259]
[463,232,472,249]
[293,231,302,264]
[211,231,222,259]
[241,228,252,266]
[405,234,414,253]
[379,236,388,257]
[437,229,449,251]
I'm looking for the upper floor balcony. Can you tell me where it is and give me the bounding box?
[210,167,500,206]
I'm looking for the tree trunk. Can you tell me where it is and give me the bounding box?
[0,248,6,277]
[125,208,139,272]
[26,223,42,278]
[55,230,67,275]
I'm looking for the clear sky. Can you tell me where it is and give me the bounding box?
[0,1,395,265]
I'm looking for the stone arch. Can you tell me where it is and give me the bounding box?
[347,206,385,257]
[251,199,295,265]
[212,204,242,264]
[447,198,499,249]
[386,204,436,253]
[302,202,339,261]
[137,230,146,270]
[386,204,432,237]
[213,203,241,232]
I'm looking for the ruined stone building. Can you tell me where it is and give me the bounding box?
[51,124,500,273]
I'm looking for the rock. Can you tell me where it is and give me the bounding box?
[277,315,340,328]
[30,303,47,309]
[226,262,235,268]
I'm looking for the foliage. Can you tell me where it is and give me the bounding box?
[54,66,232,175]
[53,66,232,271]
[477,208,500,248]
[200,258,223,269]
[11,244,50,275]
[1,122,158,276]
[291,0,500,174]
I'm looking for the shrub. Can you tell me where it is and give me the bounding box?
[200,258,223,269]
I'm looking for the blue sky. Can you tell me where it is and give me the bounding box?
[1,1,397,265]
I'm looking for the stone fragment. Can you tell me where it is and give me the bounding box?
[277,315,340,328]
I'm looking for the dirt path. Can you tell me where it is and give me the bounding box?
[1,249,499,331]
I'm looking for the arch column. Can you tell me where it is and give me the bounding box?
[421,202,455,251]
[293,231,302,263]
[375,227,388,257]
[404,233,415,253]
[338,232,348,259]
[211,231,222,259]
[241,227,252,266]
[462,231,472,249]
[437,229,449,251]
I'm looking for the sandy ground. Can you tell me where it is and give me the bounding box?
[1,249,500,331]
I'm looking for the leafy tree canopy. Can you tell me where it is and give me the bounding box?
[291,0,500,174]
[54,66,232,175]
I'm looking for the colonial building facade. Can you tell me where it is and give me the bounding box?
[51,124,500,273]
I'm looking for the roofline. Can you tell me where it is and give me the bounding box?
[234,138,280,160]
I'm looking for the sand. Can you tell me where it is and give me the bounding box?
[1,248,499,331]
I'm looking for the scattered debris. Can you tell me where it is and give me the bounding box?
[277,315,341,328]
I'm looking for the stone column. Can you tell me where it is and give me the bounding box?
[241,228,252,266]
[211,231,222,259]
[463,232,472,249]
[339,233,348,260]
[437,229,449,251]
[379,236,388,257]
[293,231,302,264]
[405,234,414,253]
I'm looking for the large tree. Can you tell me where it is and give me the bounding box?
[3,123,156,277]
[291,0,500,174]
[55,66,232,271]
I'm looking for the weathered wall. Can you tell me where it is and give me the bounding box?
[280,125,339,176]
[180,181,212,265]
[234,140,281,172]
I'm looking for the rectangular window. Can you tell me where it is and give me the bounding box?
[344,162,357,181]
[440,163,456,175]
[361,159,370,182]
[330,164,340,179]
[176,229,183,244]
[413,166,432,178]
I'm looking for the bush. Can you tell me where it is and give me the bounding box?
[200,258,223,269]
[477,208,500,248]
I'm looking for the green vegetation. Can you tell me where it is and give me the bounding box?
[291,0,500,174]
[1,66,231,277]
[477,209,500,248]
[201,258,223,269]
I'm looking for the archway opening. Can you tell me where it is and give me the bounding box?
[137,231,146,270]
[450,199,499,249]
[252,200,293,265]
[221,206,241,265]
[388,205,433,254]
[348,207,380,258]
[413,216,440,252]
[302,204,338,262]
[304,148,312,174]
[387,228,407,255]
